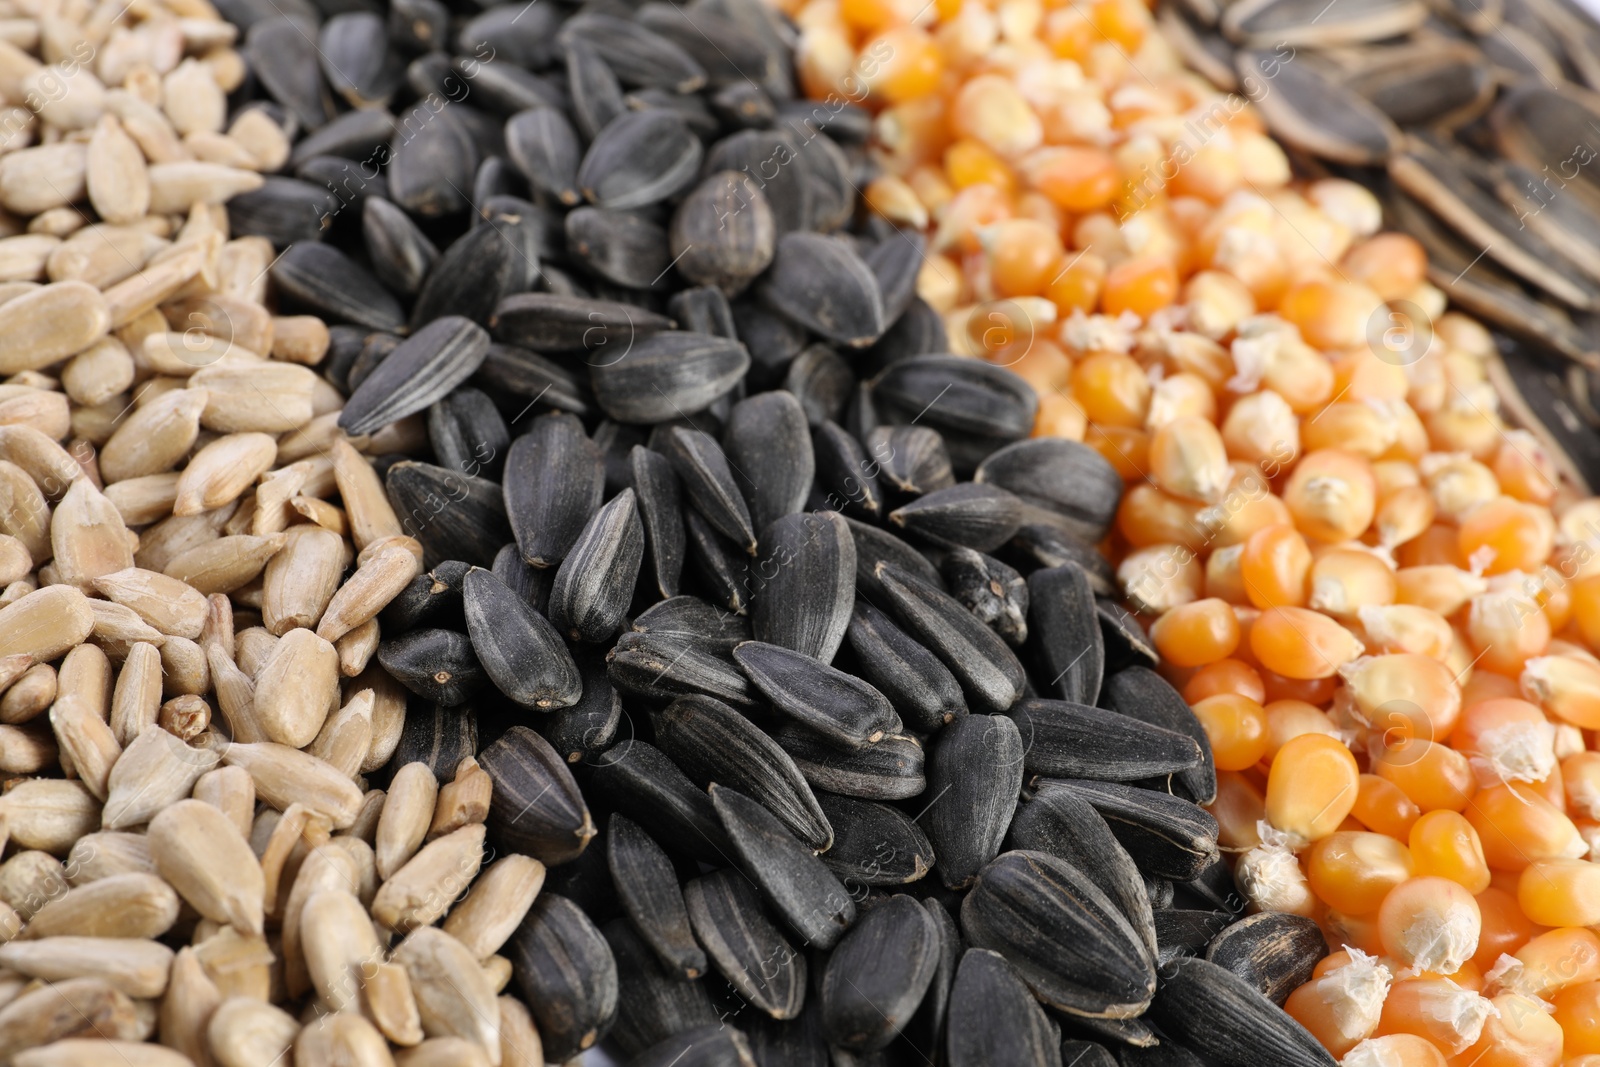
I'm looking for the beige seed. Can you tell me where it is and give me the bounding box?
[193,925,274,1002]
[0,936,174,997]
[234,627,277,679]
[93,568,209,640]
[0,144,87,216]
[301,888,382,1013]
[1,778,98,854]
[146,161,263,214]
[376,763,439,882]
[371,823,486,933]
[260,524,346,636]
[65,832,155,885]
[88,598,170,656]
[0,722,56,773]
[22,63,105,129]
[332,835,379,908]
[61,337,135,409]
[443,855,546,962]
[164,532,285,596]
[272,315,330,365]
[0,281,109,376]
[48,697,121,800]
[167,294,274,358]
[308,688,373,779]
[57,643,111,721]
[259,802,331,915]
[160,636,210,697]
[189,360,318,434]
[221,740,365,828]
[0,534,27,586]
[0,425,84,500]
[496,995,543,1067]
[103,724,214,829]
[332,436,403,551]
[192,765,256,839]
[24,872,179,939]
[251,461,311,536]
[367,960,424,1047]
[349,788,386,844]
[15,1039,195,1067]
[162,58,225,135]
[0,979,142,1063]
[86,114,150,225]
[160,947,220,1067]
[316,543,421,643]
[337,618,380,677]
[0,850,67,921]
[361,667,408,773]
[174,433,276,517]
[139,331,247,377]
[206,644,263,743]
[482,955,512,993]
[0,388,70,442]
[0,460,49,562]
[205,996,298,1067]
[149,798,264,935]
[295,496,350,536]
[225,108,288,172]
[393,926,502,1062]
[158,693,210,740]
[49,226,167,291]
[280,844,359,1000]
[396,1038,491,1067]
[0,585,93,662]
[99,386,209,483]
[295,1013,395,1067]
[103,240,206,328]
[0,234,59,282]
[103,473,180,527]
[430,757,493,841]
[252,626,338,748]
[0,40,38,104]
[50,479,133,589]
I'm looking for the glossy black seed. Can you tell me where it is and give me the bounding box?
[870,425,955,497]
[758,232,885,347]
[976,438,1124,544]
[1034,779,1220,882]
[1204,912,1328,1006]
[457,3,563,69]
[427,388,508,480]
[537,651,620,764]
[363,195,439,297]
[664,426,758,554]
[409,224,523,329]
[608,630,757,710]
[1146,958,1337,1067]
[657,695,831,851]
[711,79,777,128]
[820,895,939,1052]
[590,332,751,424]
[565,37,626,140]
[734,641,899,748]
[790,131,854,233]
[601,918,719,1059]
[712,784,854,949]
[493,542,553,616]
[668,287,737,339]
[861,297,947,376]
[1007,698,1202,783]
[942,548,1028,646]
[503,413,605,569]
[376,627,485,706]
[290,106,396,167]
[387,103,479,217]
[386,461,511,568]
[1009,525,1119,597]
[724,391,813,535]
[272,242,405,331]
[507,894,619,1064]
[565,206,672,290]
[863,231,925,326]
[476,344,592,416]
[630,1023,758,1067]
[387,701,476,780]
[560,12,708,92]
[608,814,708,980]
[872,356,1038,470]
[705,130,812,234]
[226,177,338,248]
[749,511,855,664]
[481,724,595,865]
[1100,667,1218,806]
[632,596,750,653]
[666,171,776,297]
[945,949,1064,1067]
[381,559,469,634]
[246,17,336,130]
[462,566,582,710]
[684,509,751,615]
[732,300,808,390]
[775,727,925,801]
[320,12,402,107]
[876,563,1026,714]
[389,0,448,53]
[784,344,854,427]
[922,715,1023,890]
[1026,563,1105,706]
[577,109,704,214]
[590,739,733,866]
[812,420,885,522]
[630,445,687,600]
[845,599,965,732]
[816,793,934,888]
[1154,910,1234,966]
[492,292,673,354]
[843,517,941,597]
[549,488,645,643]
[503,107,580,206]
[684,868,806,1021]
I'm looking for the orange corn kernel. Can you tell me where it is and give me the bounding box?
[1466,592,1551,678]
[1239,524,1312,609]
[1278,279,1384,352]
[1353,773,1423,840]
[1376,977,1498,1056]
[864,26,943,103]
[1069,350,1149,429]
[1520,858,1600,928]
[1284,950,1392,1057]
[1342,233,1428,302]
[1266,733,1361,844]
[1117,544,1201,616]
[1471,886,1533,972]
[1564,751,1600,821]
[983,218,1065,298]
[1021,145,1119,213]
[1372,740,1476,814]
[1341,1034,1448,1067]
[1553,980,1600,1056]
[1190,692,1268,771]
[1345,653,1463,748]
[1356,605,1453,661]
[1207,479,1295,549]
[949,74,1042,159]
[1264,699,1341,762]
[1034,392,1088,441]
[1152,598,1240,668]
[1117,484,1205,551]
[1306,548,1395,619]
[1085,424,1149,482]
[1208,769,1266,850]
[1148,415,1229,505]
[1451,698,1554,784]
[1283,450,1378,544]
[1259,668,1338,706]
[1393,566,1487,617]
[1522,655,1600,731]
[1301,401,1397,460]
[933,184,1012,255]
[1467,784,1584,873]
[1219,389,1300,469]
[1375,484,1436,550]
[1408,810,1490,894]
[1183,658,1265,705]
[1332,349,1412,405]
[945,138,1016,194]
[1045,250,1106,317]
[1458,497,1556,576]
[1492,430,1559,506]
[1006,337,1073,395]
[1261,338,1337,415]
[1510,928,1600,1001]
[1249,606,1364,680]
[1102,255,1178,321]
[1306,831,1415,916]
[1450,992,1563,1067]
[1378,876,1481,974]
[1206,548,1247,608]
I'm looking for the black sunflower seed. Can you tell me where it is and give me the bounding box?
[428,388,509,480]
[565,206,672,290]
[387,462,511,568]
[669,287,738,339]
[711,80,777,130]
[734,641,900,748]
[671,171,776,295]
[376,628,484,705]
[1154,910,1234,967]
[1034,779,1220,882]
[491,292,673,354]
[862,231,924,325]
[607,813,708,980]
[590,739,733,866]
[775,726,925,801]
[1145,957,1337,1067]
[724,391,814,534]
[942,548,1029,646]
[507,894,619,1064]
[845,599,965,732]
[1008,526,1118,597]
[685,510,752,615]
[607,630,757,709]
[457,3,563,69]
[461,566,582,709]
[390,0,447,52]
[1100,667,1217,806]
[1204,911,1328,1006]
[503,413,606,568]
[271,242,405,331]
[480,725,596,865]
[476,344,593,416]
[1006,698,1202,782]
[813,420,885,521]
[637,3,783,93]
[409,224,523,329]
[320,12,402,108]
[363,195,439,297]
[537,650,621,764]
[1007,785,1158,963]
[922,715,1023,890]
[684,868,806,1021]
[888,483,1024,553]
[589,331,750,424]
[976,438,1124,545]
[843,517,941,597]
[632,596,750,653]
[291,107,396,167]
[504,107,581,206]
[732,300,809,389]
[705,129,812,234]
[1061,1041,1116,1067]
[348,332,401,393]
[387,700,477,780]
[493,542,553,616]
[1027,563,1105,706]
[550,488,646,643]
[758,232,885,347]
[657,695,831,851]
[226,176,338,248]
[630,1023,758,1067]
[387,103,479,218]
[381,559,469,634]
[246,17,336,130]
[602,918,719,1059]
[665,426,758,554]
[565,37,626,140]
[631,445,687,599]
[577,109,704,213]
[876,563,1026,714]
[711,784,855,949]
[560,12,708,92]
[945,949,1063,1067]
[872,356,1037,471]
[749,511,855,663]
[790,131,853,233]
[463,61,564,115]
[783,343,854,428]
[820,895,939,1052]
[870,425,955,497]
[862,297,947,376]
[816,794,935,888]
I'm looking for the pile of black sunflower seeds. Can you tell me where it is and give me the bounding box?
[214,0,1343,1061]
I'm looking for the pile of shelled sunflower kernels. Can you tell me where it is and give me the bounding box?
[783,0,1600,1063]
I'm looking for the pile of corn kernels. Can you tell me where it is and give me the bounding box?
[783,0,1600,1062]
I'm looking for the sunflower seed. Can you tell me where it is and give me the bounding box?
[377,628,486,706]
[734,641,900,747]
[976,438,1123,544]
[816,793,934,887]
[1023,563,1106,706]
[503,107,580,207]
[759,232,884,347]
[607,813,707,979]
[536,651,621,764]
[1203,912,1327,1006]
[629,1024,758,1067]
[921,714,1023,889]
[946,949,1064,1067]
[748,511,855,663]
[565,38,626,141]
[560,12,708,92]
[388,103,479,218]
[607,629,757,708]
[590,331,750,424]
[628,444,687,599]
[410,225,526,330]
[813,420,885,521]
[390,700,479,779]
[776,726,925,801]
[869,425,954,497]
[819,894,939,1052]
[480,724,595,865]
[549,488,645,643]
[590,739,733,865]
[844,598,964,731]
[320,12,401,108]
[633,595,750,653]
[1034,779,1220,882]
[246,17,335,130]
[941,547,1029,646]
[723,391,814,534]
[872,356,1038,470]
[665,425,758,553]
[272,241,406,331]
[503,413,605,568]
[578,109,703,212]
[602,917,719,1058]
[1099,667,1217,805]
[684,868,806,1020]
[672,171,776,295]
[566,206,672,290]
[1008,698,1203,782]
[493,293,671,355]
[1237,50,1397,165]
[876,562,1025,714]
[1146,957,1336,1066]
[462,566,582,708]
[507,894,619,1063]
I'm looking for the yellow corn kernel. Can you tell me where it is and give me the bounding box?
[1282,449,1377,543]
[1284,948,1392,1057]
[1506,928,1600,1001]
[1305,831,1414,916]
[1393,565,1488,617]
[1407,810,1490,894]
[1148,414,1229,504]
[1266,733,1360,844]
[1519,858,1600,927]
[1378,876,1481,974]
[1264,699,1342,762]
[1355,605,1453,661]
[1250,606,1364,680]
[1342,653,1461,751]
[1521,655,1600,730]
[1219,389,1301,470]
[1307,549,1395,619]
[1375,977,1498,1056]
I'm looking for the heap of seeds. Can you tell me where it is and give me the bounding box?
[782,0,1600,1061]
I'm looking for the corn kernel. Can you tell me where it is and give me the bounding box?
[1266,733,1360,844]
[1408,810,1490,894]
